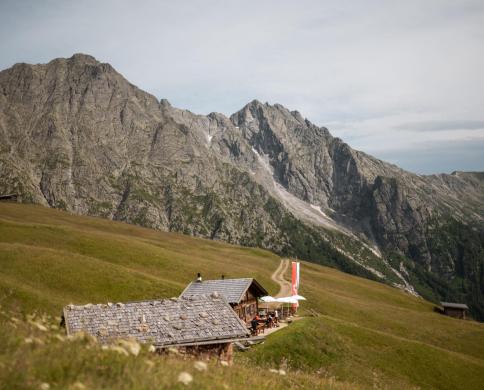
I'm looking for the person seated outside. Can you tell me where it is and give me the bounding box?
[274,310,279,327]
[250,317,259,336]
[266,313,273,328]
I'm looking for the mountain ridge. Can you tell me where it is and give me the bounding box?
[1,53,482,319]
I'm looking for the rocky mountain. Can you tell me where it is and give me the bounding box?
[1,54,483,319]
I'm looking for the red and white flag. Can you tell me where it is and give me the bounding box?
[291,261,300,308]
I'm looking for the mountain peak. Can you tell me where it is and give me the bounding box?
[247,99,264,107]
[68,53,99,65]
[232,99,310,131]
[160,98,172,108]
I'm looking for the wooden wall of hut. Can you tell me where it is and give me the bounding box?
[232,289,258,323]
[443,308,466,319]
[158,342,234,364]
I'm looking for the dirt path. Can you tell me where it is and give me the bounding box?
[271,259,292,297]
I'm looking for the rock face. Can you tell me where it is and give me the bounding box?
[1,54,483,319]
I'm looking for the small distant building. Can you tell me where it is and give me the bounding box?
[63,294,250,363]
[0,194,18,202]
[440,302,469,319]
[180,275,268,323]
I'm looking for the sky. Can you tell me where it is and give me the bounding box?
[0,0,483,174]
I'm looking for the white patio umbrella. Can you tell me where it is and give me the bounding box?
[291,294,306,301]
[275,296,299,304]
[259,295,277,303]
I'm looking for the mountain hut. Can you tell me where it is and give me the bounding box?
[63,294,250,363]
[180,275,268,323]
[440,302,469,319]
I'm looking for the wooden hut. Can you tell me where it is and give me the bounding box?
[180,275,268,323]
[440,302,469,319]
[63,294,249,363]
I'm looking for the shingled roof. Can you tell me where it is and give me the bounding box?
[63,294,249,347]
[180,278,268,304]
[441,302,469,310]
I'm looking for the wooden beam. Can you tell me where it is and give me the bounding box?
[155,336,262,348]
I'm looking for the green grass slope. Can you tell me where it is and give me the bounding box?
[0,203,279,315]
[1,203,483,389]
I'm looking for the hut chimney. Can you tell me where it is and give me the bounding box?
[196,273,202,282]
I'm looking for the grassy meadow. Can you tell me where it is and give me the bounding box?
[0,203,483,389]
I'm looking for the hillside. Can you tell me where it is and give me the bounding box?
[0,54,483,320]
[1,203,483,389]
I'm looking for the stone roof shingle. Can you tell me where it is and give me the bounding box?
[63,294,249,346]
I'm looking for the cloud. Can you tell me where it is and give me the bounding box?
[371,138,484,174]
[395,120,484,132]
